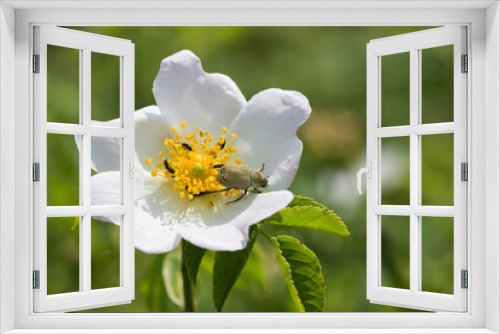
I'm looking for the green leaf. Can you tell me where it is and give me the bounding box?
[286,195,326,209]
[162,250,184,309]
[213,225,260,312]
[261,195,350,236]
[182,241,207,284]
[271,236,324,312]
[140,253,169,312]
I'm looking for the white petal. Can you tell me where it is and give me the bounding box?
[90,171,121,224]
[74,117,122,173]
[134,172,163,199]
[90,119,121,173]
[90,171,181,253]
[228,89,311,191]
[152,50,246,136]
[134,105,171,171]
[78,106,164,173]
[91,171,121,206]
[175,191,293,251]
[134,204,182,254]
[90,136,121,173]
[139,176,192,226]
[91,118,121,128]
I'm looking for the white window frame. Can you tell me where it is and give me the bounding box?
[0,1,499,333]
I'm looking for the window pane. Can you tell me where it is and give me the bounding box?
[421,217,454,294]
[91,137,122,205]
[91,217,121,290]
[47,134,80,206]
[381,136,410,205]
[421,45,454,124]
[92,52,121,126]
[47,45,80,124]
[381,215,410,290]
[47,217,80,295]
[421,134,454,206]
[381,52,410,127]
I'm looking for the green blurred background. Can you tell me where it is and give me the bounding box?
[46,26,455,312]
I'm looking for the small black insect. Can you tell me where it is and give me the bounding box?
[181,143,193,151]
[164,160,175,174]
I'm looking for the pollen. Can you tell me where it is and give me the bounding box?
[143,122,244,205]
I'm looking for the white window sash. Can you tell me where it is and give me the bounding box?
[366,26,468,312]
[32,26,135,313]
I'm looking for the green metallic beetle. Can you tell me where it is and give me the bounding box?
[212,163,269,203]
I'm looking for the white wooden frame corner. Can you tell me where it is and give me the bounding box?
[0,1,498,333]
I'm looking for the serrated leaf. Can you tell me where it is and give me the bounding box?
[213,225,259,312]
[140,253,169,312]
[261,195,350,236]
[183,241,207,284]
[286,195,326,209]
[162,250,184,309]
[271,236,324,312]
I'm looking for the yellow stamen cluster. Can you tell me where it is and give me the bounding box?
[145,122,243,206]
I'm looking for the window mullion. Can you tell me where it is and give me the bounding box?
[81,48,92,294]
[122,49,135,294]
[409,47,420,294]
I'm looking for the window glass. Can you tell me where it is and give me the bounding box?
[381,52,410,127]
[91,52,121,126]
[421,217,454,294]
[47,45,80,124]
[90,137,122,205]
[421,45,454,124]
[91,217,121,289]
[47,134,80,206]
[381,136,410,205]
[421,134,454,206]
[381,215,410,290]
[47,217,80,295]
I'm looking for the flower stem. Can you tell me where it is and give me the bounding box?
[181,240,196,312]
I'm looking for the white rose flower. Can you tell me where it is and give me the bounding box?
[86,50,311,253]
